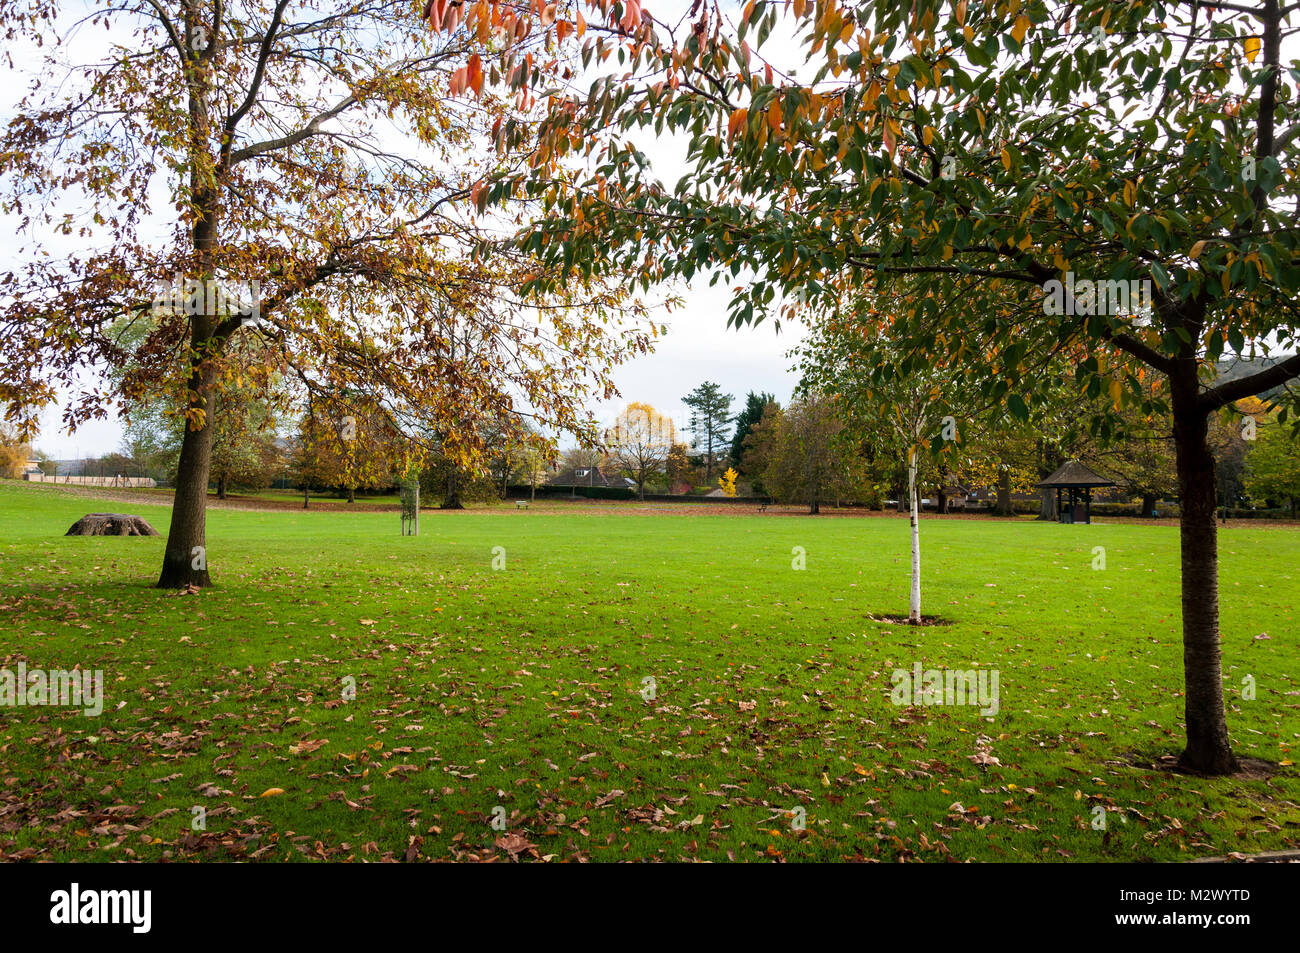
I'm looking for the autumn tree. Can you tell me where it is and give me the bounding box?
[717,466,739,496]
[756,393,868,515]
[515,442,555,502]
[799,308,980,622]
[427,0,1300,773]
[1089,387,1179,518]
[487,419,549,499]
[0,423,32,479]
[0,0,650,589]
[740,399,783,496]
[665,440,693,490]
[606,402,675,499]
[560,445,603,471]
[1243,408,1300,515]
[293,399,399,507]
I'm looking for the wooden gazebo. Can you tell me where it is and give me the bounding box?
[1036,461,1116,525]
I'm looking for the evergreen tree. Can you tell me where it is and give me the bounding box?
[730,391,776,472]
[681,381,734,482]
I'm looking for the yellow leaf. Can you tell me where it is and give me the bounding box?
[1000,147,1011,171]
[1189,240,1207,259]
[1012,15,1030,44]
[1245,36,1261,63]
[259,787,285,798]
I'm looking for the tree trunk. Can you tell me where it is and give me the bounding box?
[1036,439,1057,520]
[303,486,309,509]
[442,468,463,509]
[67,513,159,536]
[996,469,1012,515]
[216,475,227,500]
[159,33,222,590]
[347,485,355,504]
[1142,492,1157,519]
[936,488,948,515]
[908,449,921,624]
[1172,384,1239,775]
[157,362,217,588]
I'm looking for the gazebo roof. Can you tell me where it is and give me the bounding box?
[1035,460,1116,488]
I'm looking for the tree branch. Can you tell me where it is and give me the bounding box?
[1197,352,1300,412]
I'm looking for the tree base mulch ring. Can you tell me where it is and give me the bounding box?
[865,613,954,627]
[65,513,160,537]
[1115,751,1289,780]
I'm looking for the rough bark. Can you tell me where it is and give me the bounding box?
[996,469,1012,515]
[908,450,921,624]
[442,468,464,509]
[157,361,216,588]
[216,475,227,500]
[1171,373,1239,775]
[158,17,221,589]
[1036,487,1056,521]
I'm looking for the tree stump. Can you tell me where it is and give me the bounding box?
[65,513,160,537]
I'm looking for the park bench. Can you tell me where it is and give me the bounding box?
[515,500,529,509]
[758,502,768,512]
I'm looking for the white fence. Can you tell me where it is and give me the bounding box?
[24,473,157,488]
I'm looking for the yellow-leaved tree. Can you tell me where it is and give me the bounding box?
[606,403,675,500]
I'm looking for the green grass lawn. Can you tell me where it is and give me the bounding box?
[0,479,1296,862]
